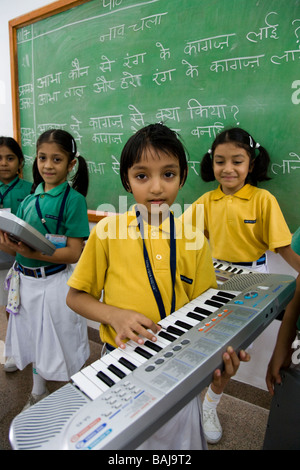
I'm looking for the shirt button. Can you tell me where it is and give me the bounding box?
[156,254,162,260]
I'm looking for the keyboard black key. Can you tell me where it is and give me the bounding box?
[96,370,115,387]
[187,311,205,321]
[211,295,230,303]
[135,346,153,359]
[158,330,177,342]
[205,299,223,308]
[166,325,185,336]
[118,357,137,371]
[217,291,236,299]
[175,320,193,330]
[194,306,210,316]
[144,340,163,352]
[108,364,126,379]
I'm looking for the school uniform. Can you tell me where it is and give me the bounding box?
[5,181,90,381]
[0,176,32,214]
[0,177,32,301]
[68,208,217,449]
[182,184,292,272]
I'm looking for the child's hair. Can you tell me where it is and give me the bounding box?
[200,127,271,186]
[120,123,188,191]
[32,129,89,196]
[0,136,25,172]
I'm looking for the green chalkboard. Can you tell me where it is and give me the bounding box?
[12,0,300,231]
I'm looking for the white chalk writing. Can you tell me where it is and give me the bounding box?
[123,52,146,68]
[246,12,279,43]
[36,73,62,88]
[129,13,167,32]
[210,55,264,72]
[153,68,176,85]
[89,115,123,129]
[271,153,300,174]
[69,58,89,79]
[92,133,123,144]
[191,122,224,139]
[271,49,300,65]
[156,107,180,123]
[184,34,236,55]
[99,55,116,73]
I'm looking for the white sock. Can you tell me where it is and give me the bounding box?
[203,385,222,411]
[32,364,46,396]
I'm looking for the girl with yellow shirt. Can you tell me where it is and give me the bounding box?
[67,123,250,450]
[183,127,300,444]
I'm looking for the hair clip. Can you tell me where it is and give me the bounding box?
[72,139,76,154]
[249,136,254,148]
[207,149,212,154]
[255,142,260,149]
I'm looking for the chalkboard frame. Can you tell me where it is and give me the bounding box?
[8,0,105,222]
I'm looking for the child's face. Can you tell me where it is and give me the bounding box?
[127,146,182,220]
[0,145,22,184]
[37,142,76,191]
[213,142,253,195]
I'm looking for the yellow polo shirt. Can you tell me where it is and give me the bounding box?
[68,209,217,347]
[182,184,292,263]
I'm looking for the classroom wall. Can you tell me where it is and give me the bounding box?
[1,1,298,391]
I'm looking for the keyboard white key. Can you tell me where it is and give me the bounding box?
[81,364,111,392]
[71,371,103,400]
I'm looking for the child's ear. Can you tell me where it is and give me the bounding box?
[248,160,255,173]
[179,168,188,188]
[68,158,77,173]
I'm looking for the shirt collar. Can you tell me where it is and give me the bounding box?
[35,181,69,197]
[0,176,19,189]
[127,205,181,236]
[212,184,255,201]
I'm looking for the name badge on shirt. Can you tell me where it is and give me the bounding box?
[45,234,67,248]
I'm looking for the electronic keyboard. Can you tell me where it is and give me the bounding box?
[213,260,253,285]
[0,211,55,255]
[9,273,296,451]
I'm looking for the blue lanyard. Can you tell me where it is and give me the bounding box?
[35,184,70,234]
[0,178,20,207]
[136,208,176,319]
